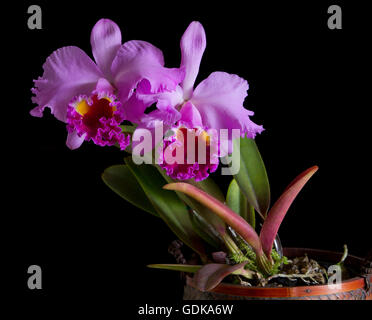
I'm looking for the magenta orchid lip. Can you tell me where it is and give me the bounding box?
[158,126,219,181]
[66,90,129,150]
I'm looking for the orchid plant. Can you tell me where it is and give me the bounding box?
[31,19,318,291]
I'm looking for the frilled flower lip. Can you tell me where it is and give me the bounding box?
[66,87,130,150]
[30,18,184,149]
[158,118,220,181]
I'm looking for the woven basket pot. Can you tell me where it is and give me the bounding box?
[183,248,372,300]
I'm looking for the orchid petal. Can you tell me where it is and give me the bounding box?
[179,101,203,128]
[66,131,86,150]
[90,19,122,79]
[122,93,148,123]
[124,82,183,123]
[111,40,184,104]
[131,108,181,154]
[95,78,115,94]
[180,21,206,100]
[192,72,264,139]
[31,46,103,122]
[137,83,184,111]
[140,108,181,130]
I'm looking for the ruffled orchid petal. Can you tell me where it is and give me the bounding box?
[111,40,184,104]
[137,82,184,111]
[31,46,103,122]
[90,19,122,79]
[139,107,181,138]
[180,21,206,100]
[95,77,115,94]
[123,82,183,123]
[66,131,86,150]
[192,72,264,138]
[124,81,183,124]
[179,101,203,128]
[144,107,181,129]
[157,85,184,111]
[122,93,148,123]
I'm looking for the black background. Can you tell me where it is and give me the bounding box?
[4,0,371,316]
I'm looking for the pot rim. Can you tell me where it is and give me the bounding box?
[186,247,372,298]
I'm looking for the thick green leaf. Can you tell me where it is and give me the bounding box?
[188,210,221,249]
[156,166,227,237]
[156,166,223,249]
[163,182,263,256]
[190,177,225,203]
[226,179,256,229]
[102,165,158,217]
[124,157,207,257]
[147,264,202,273]
[231,138,270,219]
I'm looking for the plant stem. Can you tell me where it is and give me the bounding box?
[256,252,273,276]
[220,232,246,261]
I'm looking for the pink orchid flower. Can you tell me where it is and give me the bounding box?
[31,19,183,150]
[132,21,263,181]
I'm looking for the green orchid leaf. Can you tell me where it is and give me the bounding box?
[124,157,207,257]
[102,165,158,217]
[260,166,318,258]
[226,179,256,229]
[190,177,225,203]
[231,138,270,219]
[147,264,202,273]
[156,165,226,240]
[188,210,221,249]
[163,182,262,256]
